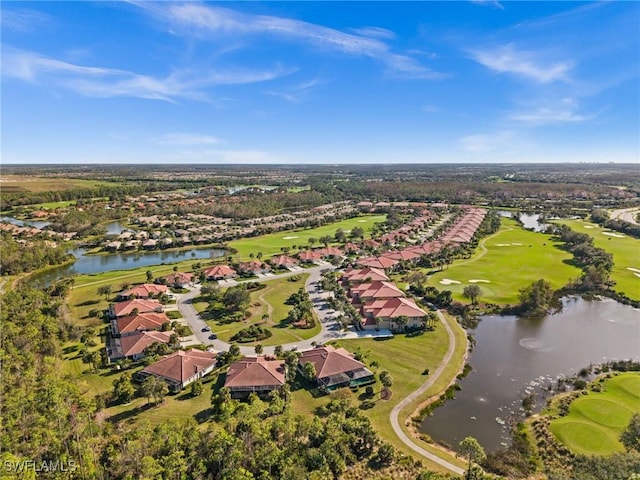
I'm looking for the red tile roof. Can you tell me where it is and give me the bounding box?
[163,272,194,284]
[356,256,398,269]
[362,297,427,319]
[120,283,169,298]
[203,265,237,278]
[299,345,369,380]
[270,254,299,267]
[116,312,169,334]
[143,350,216,384]
[225,357,286,388]
[342,267,389,283]
[119,330,174,357]
[350,281,405,300]
[112,298,163,317]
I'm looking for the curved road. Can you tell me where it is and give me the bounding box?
[389,310,465,476]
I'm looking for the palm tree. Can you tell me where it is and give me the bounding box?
[463,285,482,305]
[254,344,264,356]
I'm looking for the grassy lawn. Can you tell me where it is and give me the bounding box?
[554,219,640,300]
[549,373,640,455]
[323,312,468,473]
[69,261,203,327]
[0,175,115,193]
[227,214,386,260]
[207,274,321,346]
[426,218,581,305]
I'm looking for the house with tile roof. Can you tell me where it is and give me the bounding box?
[108,330,175,362]
[350,281,405,303]
[361,297,428,331]
[118,283,169,299]
[341,267,389,284]
[113,311,170,337]
[224,357,286,399]
[110,298,163,318]
[137,350,217,392]
[238,260,271,275]
[269,254,299,269]
[163,272,194,288]
[298,345,374,391]
[203,264,237,280]
[356,256,398,270]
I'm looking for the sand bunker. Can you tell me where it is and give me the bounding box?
[627,267,640,274]
[358,220,367,223]
[469,279,491,283]
[283,236,299,240]
[511,243,523,246]
[635,273,640,279]
[584,225,595,229]
[440,278,461,285]
[602,232,626,238]
[494,243,511,247]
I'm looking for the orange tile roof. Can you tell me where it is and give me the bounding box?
[112,298,163,317]
[225,357,286,388]
[119,330,174,357]
[117,312,169,334]
[362,297,427,319]
[120,283,169,298]
[143,350,216,384]
[299,345,370,380]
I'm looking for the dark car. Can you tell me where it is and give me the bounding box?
[201,326,211,332]
[208,333,217,340]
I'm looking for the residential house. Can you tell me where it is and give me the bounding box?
[203,265,237,281]
[113,311,170,337]
[298,345,374,391]
[108,330,175,362]
[163,272,194,288]
[361,297,427,330]
[110,298,163,318]
[118,283,169,299]
[137,350,217,393]
[341,267,389,284]
[238,260,271,276]
[297,250,323,264]
[270,254,299,269]
[224,356,286,399]
[349,281,405,304]
[356,256,398,270]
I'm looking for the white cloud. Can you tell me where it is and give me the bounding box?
[349,26,396,40]
[1,47,291,101]
[459,130,517,153]
[266,77,323,103]
[510,97,600,125]
[152,133,222,146]
[140,3,443,80]
[470,1,504,10]
[470,43,572,83]
[1,8,52,32]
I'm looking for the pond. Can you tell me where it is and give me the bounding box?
[26,247,225,289]
[497,211,549,232]
[420,297,640,452]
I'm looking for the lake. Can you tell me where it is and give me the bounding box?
[421,297,640,452]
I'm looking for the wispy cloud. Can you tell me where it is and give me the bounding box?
[470,43,572,83]
[266,77,323,103]
[1,47,291,101]
[1,8,52,32]
[152,133,222,146]
[138,2,443,80]
[459,130,517,153]
[510,98,600,125]
[470,1,504,10]
[349,26,396,40]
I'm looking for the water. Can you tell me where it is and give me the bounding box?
[27,247,225,289]
[421,297,640,452]
[1,216,51,229]
[496,211,548,232]
[105,220,125,235]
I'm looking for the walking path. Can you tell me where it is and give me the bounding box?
[389,310,465,476]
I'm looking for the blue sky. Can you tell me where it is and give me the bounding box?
[2,1,638,164]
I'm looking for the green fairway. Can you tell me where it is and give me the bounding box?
[426,218,581,305]
[325,312,468,472]
[209,274,320,346]
[554,219,640,300]
[227,214,386,259]
[550,373,640,455]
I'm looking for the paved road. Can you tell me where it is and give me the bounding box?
[389,310,465,476]
[177,264,359,356]
[610,207,640,226]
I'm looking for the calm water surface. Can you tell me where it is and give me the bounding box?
[421,297,640,452]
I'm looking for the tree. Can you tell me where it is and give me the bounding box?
[303,361,317,381]
[274,345,283,358]
[319,235,332,247]
[254,344,264,356]
[379,371,393,396]
[190,380,203,397]
[350,226,364,239]
[462,285,481,305]
[308,237,317,247]
[146,270,154,282]
[621,414,640,452]
[394,315,408,332]
[459,436,486,480]
[112,372,135,404]
[97,285,112,301]
[141,375,168,405]
[173,265,178,272]
[518,279,554,316]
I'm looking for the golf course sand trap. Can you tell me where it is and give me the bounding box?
[494,243,511,247]
[283,236,299,240]
[627,267,640,273]
[584,225,595,229]
[440,278,461,285]
[358,220,367,222]
[469,279,491,283]
[511,243,523,246]
[634,273,640,279]
[602,232,626,238]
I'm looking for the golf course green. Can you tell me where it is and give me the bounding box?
[554,219,640,301]
[549,373,640,455]
[228,214,386,259]
[426,218,581,305]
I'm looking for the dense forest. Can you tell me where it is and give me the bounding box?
[0,233,72,275]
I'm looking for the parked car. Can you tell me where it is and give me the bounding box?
[202,326,211,332]
[208,333,217,340]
